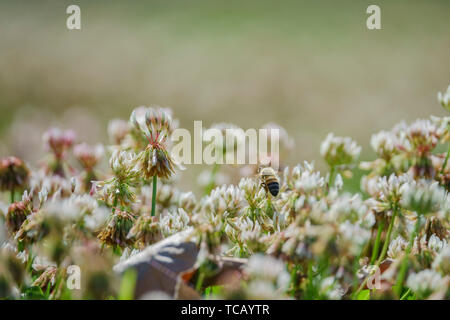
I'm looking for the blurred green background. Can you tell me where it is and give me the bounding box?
[0,0,449,190]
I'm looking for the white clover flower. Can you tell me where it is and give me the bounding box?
[156,183,180,207]
[41,194,108,231]
[110,150,138,177]
[159,208,191,237]
[73,143,104,170]
[245,254,287,282]
[84,206,109,231]
[387,236,408,259]
[202,185,244,218]
[432,247,450,275]
[371,173,413,209]
[319,276,343,300]
[107,119,130,145]
[320,133,361,167]
[36,174,74,199]
[295,170,325,193]
[238,177,257,195]
[326,193,368,224]
[245,280,284,299]
[438,85,450,110]
[426,234,447,253]
[178,191,196,212]
[284,162,325,195]
[360,175,379,197]
[401,181,447,214]
[43,197,82,221]
[338,221,371,255]
[370,130,397,157]
[406,269,446,298]
[401,119,443,153]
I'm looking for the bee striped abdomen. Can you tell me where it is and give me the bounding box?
[266,178,279,196]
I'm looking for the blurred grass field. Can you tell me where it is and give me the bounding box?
[0,0,449,192]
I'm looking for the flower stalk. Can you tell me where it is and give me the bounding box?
[151,175,157,217]
[394,216,421,297]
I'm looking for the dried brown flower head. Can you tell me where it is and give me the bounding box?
[97,209,136,249]
[6,200,32,234]
[127,214,162,248]
[0,156,30,192]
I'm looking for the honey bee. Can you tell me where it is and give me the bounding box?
[258,166,280,196]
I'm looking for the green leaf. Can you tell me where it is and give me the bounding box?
[204,285,223,298]
[118,269,138,300]
[356,289,370,300]
[22,286,46,300]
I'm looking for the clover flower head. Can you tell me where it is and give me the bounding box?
[400,119,442,155]
[178,191,196,212]
[107,119,130,145]
[400,181,447,215]
[284,162,325,195]
[387,235,408,259]
[326,193,370,225]
[295,168,325,193]
[97,209,135,248]
[73,143,104,170]
[338,221,371,255]
[203,185,244,218]
[109,150,138,178]
[130,106,174,146]
[432,246,450,275]
[406,269,446,299]
[320,133,361,167]
[238,177,266,206]
[427,234,447,253]
[152,183,179,209]
[43,194,109,232]
[374,173,413,207]
[370,130,397,158]
[159,208,190,237]
[245,254,289,287]
[319,276,344,300]
[6,199,32,234]
[0,156,30,192]
[43,128,75,159]
[127,213,161,248]
[136,138,176,180]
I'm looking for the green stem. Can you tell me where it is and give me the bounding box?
[394,216,421,297]
[205,163,219,195]
[370,221,384,265]
[353,207,398,298]
[376,205,398,264]
[328,166,336,190]
[151,175,157,217]
[440,143,450,176]
[195,268,205,292]
[112,194,118,213]
[400,288,411,300]
[10,188,15,203]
